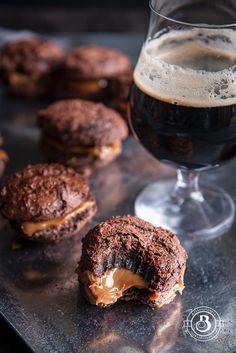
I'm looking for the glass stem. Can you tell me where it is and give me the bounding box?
[171,169,202,205]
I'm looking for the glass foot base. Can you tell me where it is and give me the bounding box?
[135,179,235,240]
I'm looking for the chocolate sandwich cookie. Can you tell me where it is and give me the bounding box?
[78,215,187,308]
[61,44,132,100]
[38,99,128,176]
[109,68,133,119]
[0,163,97,242]
[0,37,64,97]
[0,134,8,178]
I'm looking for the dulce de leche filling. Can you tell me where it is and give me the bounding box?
[0,149,9,161]
[81,268,147,305]
[66,79,108,95]
[44,136,121,160]
[21,199,93,236]
[8,72,42,86]
[81,266,185,307]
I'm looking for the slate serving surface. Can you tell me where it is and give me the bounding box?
[0,34,236,353]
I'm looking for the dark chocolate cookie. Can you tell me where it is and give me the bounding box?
[0,37,64,97]
[60,44,131,100]
[0,163,97,242]
[78,215,187,308]
[38,99,128,176]
[64,45,131,80]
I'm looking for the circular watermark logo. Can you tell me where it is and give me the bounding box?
[183,306,224,342]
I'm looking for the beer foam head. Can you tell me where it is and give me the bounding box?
[134,28,236,107]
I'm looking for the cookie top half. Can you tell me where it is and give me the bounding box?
[0,37,64,75]
[79,215,187,293]
[64,44,131,80]
[38,99,128,147]
[0,163,91,222]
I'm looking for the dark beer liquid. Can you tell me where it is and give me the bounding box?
[130,85,236,170]
[130,29,236,170]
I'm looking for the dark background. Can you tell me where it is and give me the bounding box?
[0,0,149,33]
[0,0,145,4]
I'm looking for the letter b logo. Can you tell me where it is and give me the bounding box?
[196,314,211,333]
[183,306,224,341]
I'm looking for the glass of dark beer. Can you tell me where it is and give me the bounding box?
[129,0,236,239]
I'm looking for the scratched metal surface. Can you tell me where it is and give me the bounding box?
[0,34,236,353]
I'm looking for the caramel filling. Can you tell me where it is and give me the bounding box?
[81,268,148,305]
[21,199,93,236]
[44,136,121,160]
[8,72,41,86]
[0,149,8,161]
[81,266,185,307]
[66,79,108,95]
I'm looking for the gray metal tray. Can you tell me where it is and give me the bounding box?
[0,34,236,353]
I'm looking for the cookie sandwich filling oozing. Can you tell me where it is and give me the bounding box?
[21,198,94,236]
[43,136,121,160]
[80,266,185,307]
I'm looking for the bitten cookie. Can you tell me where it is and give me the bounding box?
[77,215,187,308]
[0,37,64,97]
[37,99,128,176]
[0,163,97,242]
[0,133,8,178]
[61,44,131,100]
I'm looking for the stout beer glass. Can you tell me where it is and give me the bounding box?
[130,0,236,238]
